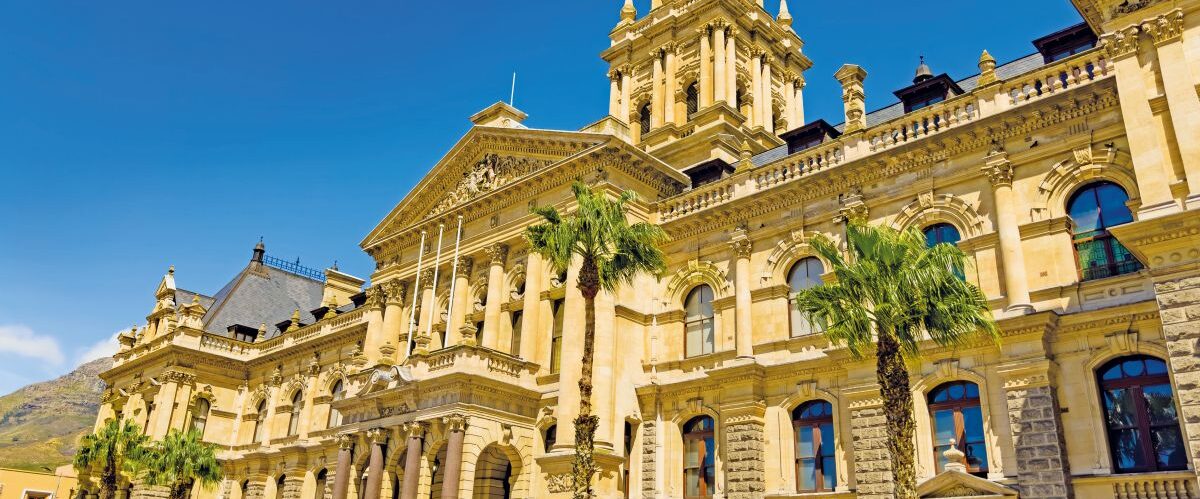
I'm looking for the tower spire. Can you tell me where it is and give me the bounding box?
[777,0,793,27]
[620,0,636,22]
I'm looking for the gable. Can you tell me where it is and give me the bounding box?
[918,470,1018,498]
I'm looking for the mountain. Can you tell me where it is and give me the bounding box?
[0,357,110,471]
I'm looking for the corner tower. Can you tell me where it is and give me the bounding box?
[602,0,812,168]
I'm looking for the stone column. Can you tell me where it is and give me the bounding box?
[783,74,796,132]
[750,51,762,128]
[834,64,867,134]
[651,49,664,130]
[724,409,766,499]
[362,285,389,364]
[731,238,754,358]
[414,269,436,354]
[846,388,892,499]
[761,56,773,133]
[362,429,387,499]
[1143,10,1200,202]
[381,281,407,363]
[793,77,805,127]
[998,361,1072,499]
[151,379,180,438]
[620,67,632,125]
[725,27,738,108]
[399,423,425,499]
[664,43,677,126]
[1111,212,1200,476]
[331,435,354,499]
[554,259,584,449]
[1101,27,1178,214]
[519,253,544,360]
[482,244,507,350]
[983,152,1033,313]
[609,70,621,117]
[439,415,468,499]
[713,23,727,105]
[699,26,713,107]
[446,257,473,345]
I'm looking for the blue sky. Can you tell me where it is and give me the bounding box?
[0,0,1084,393]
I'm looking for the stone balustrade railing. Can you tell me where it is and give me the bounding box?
[193,307,367,360]
[1074,472,1199,499]
[410,343,539,385]
[654,47,1111,225]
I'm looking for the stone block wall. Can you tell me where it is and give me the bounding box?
[280,475,304,499]
[849,405,893,499]
[1006,384,1072,499]
[640,421,656,499]
[724,420,765,499]
[1155,273,1200,477]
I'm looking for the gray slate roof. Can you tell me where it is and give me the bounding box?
[200,262,324,338]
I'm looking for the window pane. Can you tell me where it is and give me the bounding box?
[701,319,714,355]
[797,426,814,457]
[684,470,700,496]
[1143,384,1178,425]
[1122,358,1145,376]
[1096,183,1134,228]
[1146,358,1168,375]
[1103,388,1137,428]
[685,442,699,467]
[703,437,715,467]
[790,301,812,336]
[819,423,835,458]
[1151,427,1187,470]
[934,444,952,471]
[1069,189,1102,234]
[821,456,837,490]
[965,443,988,471]
[933,409,956,446]
[798,458,816,491]
[1110,429,1148,471]
[702,463,715,494]
[686,323,702,357]
[961,406,985,442]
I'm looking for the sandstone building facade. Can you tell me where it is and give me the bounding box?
[91,0,1200,497]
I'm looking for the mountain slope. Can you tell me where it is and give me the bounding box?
[0,357,110,471]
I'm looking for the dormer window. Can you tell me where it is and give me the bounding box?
[780,119,841,154]
[1034,23,1097,63]
[893,59,964,114]
[682,159,735,189]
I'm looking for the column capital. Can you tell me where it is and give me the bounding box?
[366,427,389,445]
[453,256,474,275]
[607,70,621,82]
[401,421,427,439]
[726,25,739,37]
[442,413,469,433]
[485,244,509,266]
[419,268,436,289]
[383,280,408,305]
[730,238,753,259]
[365,285,388,309]
[982,151,1014,187]
[996,359,1055,390]
[1141,9,1185,45]
[1099,26,1142,59]
[336,433,356,450]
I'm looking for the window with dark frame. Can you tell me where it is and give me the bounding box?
[188,398,210,438]
[550,299,565,374]
[544,424,557,453]
[924,223,965,279]
[686,83,699,119]
[682,416,715,499]
[510,310,523,355]
[1068,182,1142,281]
[639,104,652,134]
[253,400,266,443]
[793,401,836,492]
[684,285,715,357]
[928,381,989,476]
[288,391,303,436]
[328,380,345,428]
[1098,355,1186,473]
[788,258,824,337]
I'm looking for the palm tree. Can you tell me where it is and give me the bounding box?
[794,222,998,499]
[525,181,668,499]
[137,429,223,499]
[74,419,150,499]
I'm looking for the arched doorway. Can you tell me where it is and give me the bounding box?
[472,444,518,499]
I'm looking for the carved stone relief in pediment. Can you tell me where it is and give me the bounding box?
[426,153,552,218]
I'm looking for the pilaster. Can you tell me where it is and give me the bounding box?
[723,403,766,499]
[844,385,892,499]
[997,360,1073,499]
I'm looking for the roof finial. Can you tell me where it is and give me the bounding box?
[913,55,933,84]
[777,0,793,27]
[252,238,266,263]
[168,265,175,275]
[620,0,636,22]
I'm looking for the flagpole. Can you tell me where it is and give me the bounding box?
[424,224,446,348]
[405,230,427,358]
[444,215,465,335]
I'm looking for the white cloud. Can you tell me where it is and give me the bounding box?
[78,331,121,365]
[0,324,66,366]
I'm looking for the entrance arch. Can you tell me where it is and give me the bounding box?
[471,444,519,499]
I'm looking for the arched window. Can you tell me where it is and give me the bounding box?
[684,285,715,358]
[275,475,286,499]
[682,416,715,499]
[314,469,327,499]
[543,424,557,453]
[1068,182,1142,280]
[1098,355,1185,473]
[686,83,699,118]
[928,381,988,476]
[788,258,824,337]
[550,299,565,374]
[252,400,266,443]
[639,104,652,134]
[923,223,961,247]
[793,401,835,492]
[328,380,345,428]
[287,391,303,436]
[188,399,210,438]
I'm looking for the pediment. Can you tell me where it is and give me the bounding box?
[918,470,1017,498]
[360,126,604,250]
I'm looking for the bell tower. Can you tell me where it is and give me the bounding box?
[602,0,812,168]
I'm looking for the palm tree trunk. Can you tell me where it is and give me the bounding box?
[876,328,917,499]
[572,258,600,499]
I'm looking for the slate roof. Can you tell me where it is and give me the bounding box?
[750,52,1048,168]
[200,260,325,338]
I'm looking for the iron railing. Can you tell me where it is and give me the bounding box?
[263,254,326,282]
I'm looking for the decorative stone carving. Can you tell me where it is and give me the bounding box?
[454,256,474,275]
[546,474,572,493]
[383,280,408,305]
[729,238,752,259]
[365,285,387,309]
[485,243,509,266]
[366,427,388,444]
[419,268,436,289]
[336,433,355,449]
[442,413,468,432]
[428,154,548,217]
[982,154,1015,187]
[1100,26,1142,59]
[1141,9,1185,44]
